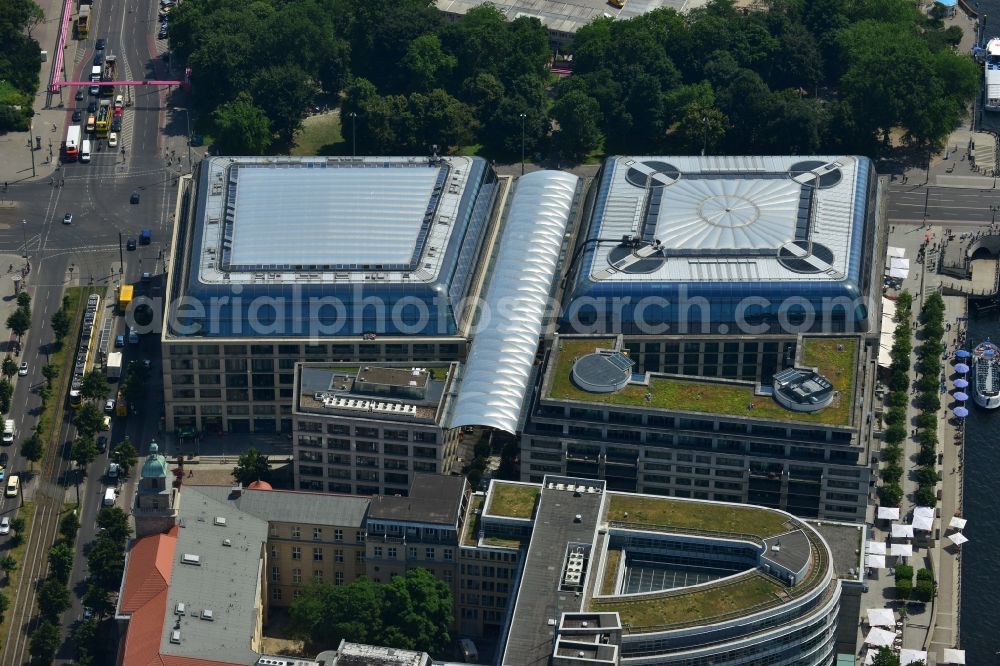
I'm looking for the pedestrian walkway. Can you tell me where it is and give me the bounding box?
[0,0,81,186]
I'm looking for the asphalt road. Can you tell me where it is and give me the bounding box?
[0,0,176,659]
[885,183,1000,225]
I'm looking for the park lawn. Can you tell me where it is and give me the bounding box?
[799,337,858,425]
[601,548,621,596]
[606,494,792,539]
[486,482,540,519]
[0,501,36,642]
[591,573,783,628]
[292,112,344,156]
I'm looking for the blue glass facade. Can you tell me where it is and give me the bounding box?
[561,157,878,335]
[172,159,498,337]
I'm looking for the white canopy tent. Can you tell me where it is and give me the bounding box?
[890,257,910,270]
[949,516,967,530]
[900,649,928,665]
[866,608,896,627]
[912,506,935,531]
[948,532,969,545]
[865,554,887,569]
[879,298,899,368]
[878,507,901,520]
[867,541,887,555]
[865,627,897,647]
[942,648,966,664]
[892,523,915,539]
[888,266,909,279]
[890,543,913,557]
[887,246,906,258]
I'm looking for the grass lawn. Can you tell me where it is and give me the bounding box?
[486,482,540,519]
[0,501,36,641]
[592,572,783,628]
[462,495,484,546]
[606,494,792,539]
[291,112,344,156]
[547,337,854,425]
[601,548,621,595]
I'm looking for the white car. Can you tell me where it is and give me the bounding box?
[104,398,115,414]
[108,132,118,147]
[0,518,9,535]
[18,362,27,376]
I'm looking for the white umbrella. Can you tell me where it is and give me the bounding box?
[900,649,928,665]
[949,516,967,530]
[866,608,896,627]
[890,543,913,557]
[948,532,969,545]
[912,515,934,531]
[942,648,966,664]
[914,506,935,520]
[863,651,876,665]
[887,246,906,258]
[865,554,887,569]
[867,540,887,555]
[892,523,915,538]
[878,507,900,520]
[865,627,896,647]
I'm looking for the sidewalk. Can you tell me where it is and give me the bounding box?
[0,0,79,187]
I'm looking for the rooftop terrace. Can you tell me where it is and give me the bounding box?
[546,337,857,426]
[605,493,794,541]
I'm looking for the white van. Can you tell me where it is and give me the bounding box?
[103,487,116,506]
[2,420,15,444]
[80,139,91,163]
[6,475,19,498]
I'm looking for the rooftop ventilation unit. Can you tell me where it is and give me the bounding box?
[181,554,201,566]
[170,630,181,644]
[214,516,227,526]
[175,602,185,615]
[202,609,214,621]
[222,538,232,547]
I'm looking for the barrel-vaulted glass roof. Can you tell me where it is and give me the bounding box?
[452,170,579,434]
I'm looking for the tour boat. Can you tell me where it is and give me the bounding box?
[973,339,1000,409]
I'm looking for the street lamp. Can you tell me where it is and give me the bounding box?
[519,113,527,176]
[26,125,35,178]
[349,112,357,158]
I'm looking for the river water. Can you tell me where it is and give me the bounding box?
[957,311,1000,660]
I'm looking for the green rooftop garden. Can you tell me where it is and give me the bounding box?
[606,494,793,540]
[486,482,541,519]
[590,572,784,629]
[546,337,857,426]
[462,495,485,546]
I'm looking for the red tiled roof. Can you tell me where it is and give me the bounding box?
[119,527,243,666]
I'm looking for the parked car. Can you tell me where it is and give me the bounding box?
[0,453,9,467]
[75,89,84,101]
[72,110,82,122]
[108,132,118,148]
[95,37,106,50]
[0,467,5,482]
[87,100,97,113]
[104,399,115,414]
[97,436,108,453]
[114,334,125,347]
[126,238,137,250]
[0,517,9,535]
[129,192,139,205]
[18,362,27,376]
[111,117,121,132]
[62,213,73,225]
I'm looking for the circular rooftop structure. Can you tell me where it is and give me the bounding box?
[772,368,835,413]
[571,351,635,393]
[789,160,842,188]
[248,480,273,490]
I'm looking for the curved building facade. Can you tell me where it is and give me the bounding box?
[561,156,880,336]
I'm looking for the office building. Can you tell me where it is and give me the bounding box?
[292,363,462,496]
[162,155,501,434]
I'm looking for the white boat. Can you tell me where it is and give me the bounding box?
[972,340,1000,409]
[985,38,1000,112]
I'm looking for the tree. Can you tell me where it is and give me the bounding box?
[48,542,74,583]
[249,64,315,143]
[878,483,903,507]
[72,402,105,438]
[213,93,272,155]
[551,90,603,159]
[20,432,42,470]
[0,554,17,581]
[16,291,30,310]
[121,361,151,405]
[82,582,115,619]
[112,438,138,477]
[50,307,71,342]
[96,506,132,547]
[1,358,16,379]
[5,307,30,340]
[0,591,8,621]
[883,424,906,445]
[80,370,109,402]
[914,484,937,507]
[59,510,80,542]
[871,647,901,666]
[403,34,456,92]
[291,569,452,654]
[29,618,61,664]
[86,537,125,591]
[41,363,58,388]
[72,617,98,657]
[71,435,98,471]
[232,447,271,485]
[38,577,70,617]
[879,463,903,485]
